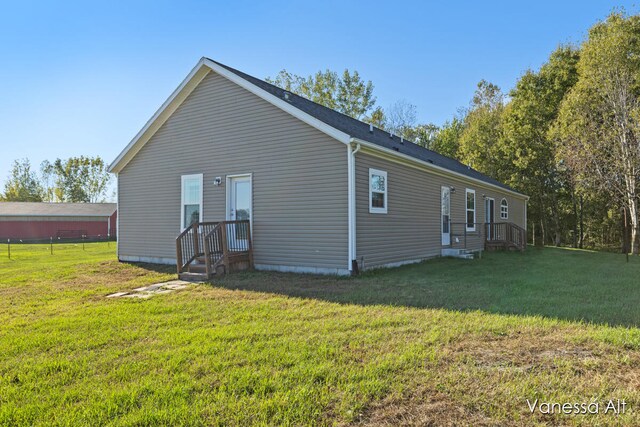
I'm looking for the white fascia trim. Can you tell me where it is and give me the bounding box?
[350,137,529,200]
[202,59,351,145]
[108,59,211,173]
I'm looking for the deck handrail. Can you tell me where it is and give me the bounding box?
[485,222,526,251]
[175,220,251,276]
[202,220,253,275]
[175,222,219,273]
[445,222,526,252]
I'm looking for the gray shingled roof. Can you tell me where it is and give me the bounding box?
[209,59,522,195]
[0,202,116,217]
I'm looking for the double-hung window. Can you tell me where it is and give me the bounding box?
[369,168,388,214]
[466,189,476,231]
[181,174,203,230]
[500,198,508,219]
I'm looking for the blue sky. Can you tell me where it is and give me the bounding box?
[0,1,634,193]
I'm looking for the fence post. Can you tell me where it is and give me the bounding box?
[7,239,9,259]
[82,235,85,251]
[50,237,53,255]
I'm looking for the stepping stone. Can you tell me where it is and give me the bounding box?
[164,284,189,290]
[106,292,129,298]
[152,289,174,294]
[122,293,153,299]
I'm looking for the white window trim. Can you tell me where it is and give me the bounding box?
[180,173,203,231]
[466,188,476,231]
[369,168,388,214]
[501,198,509,220]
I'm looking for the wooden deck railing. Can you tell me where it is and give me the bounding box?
[175,222,220,273]
[485,222,526,251]
[176,220,253,277]
[445,221,526,252]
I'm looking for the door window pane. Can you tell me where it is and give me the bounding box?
[234,181,251,221]
[184,204,200,227]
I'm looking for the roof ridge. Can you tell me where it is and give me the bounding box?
[206,58,513,192]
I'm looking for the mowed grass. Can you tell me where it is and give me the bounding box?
[1,243,640,426]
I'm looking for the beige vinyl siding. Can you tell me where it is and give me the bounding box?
[118,71,348,272]
[355,150,526,269]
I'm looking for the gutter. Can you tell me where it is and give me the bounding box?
[351,137,529,200]
[347,139,361,273]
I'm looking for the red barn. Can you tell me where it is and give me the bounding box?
[0,202,117,241]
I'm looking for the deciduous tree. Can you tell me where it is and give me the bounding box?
[554,12,640,253]
[266,69,376,120]
[1,158,43,201]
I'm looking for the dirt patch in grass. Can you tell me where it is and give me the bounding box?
[355,327,640,426]
[65,260,175,290]
[352,388,497,427]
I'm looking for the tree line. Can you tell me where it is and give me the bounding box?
[1,156,112,203]
[267,11,640,253]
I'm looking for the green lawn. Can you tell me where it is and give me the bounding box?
[1,243,640,426]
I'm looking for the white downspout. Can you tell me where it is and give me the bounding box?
[115,173,119,259]
[347,140,361,273]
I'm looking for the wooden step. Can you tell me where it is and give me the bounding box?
[178,272,208,282]
[188,263,207,273]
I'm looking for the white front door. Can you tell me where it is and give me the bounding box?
[227,175,252,248]
[441,186,451,245]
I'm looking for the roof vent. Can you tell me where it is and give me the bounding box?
[467,163,471,169]
[400,137,404,143]
[369,123,373,133]
[389,132,394,139]
[284,92,291,101]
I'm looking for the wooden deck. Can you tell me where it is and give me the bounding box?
[176,220,253,281]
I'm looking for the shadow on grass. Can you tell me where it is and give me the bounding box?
[211,247,640,328]
[126,262,176,275]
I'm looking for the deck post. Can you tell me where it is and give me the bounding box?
[221,222,230,273]
[246,221,254,269]
[193,224,200,256]
[464,227,467,250]
[176,238,183,273]
[203,232,212,278]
